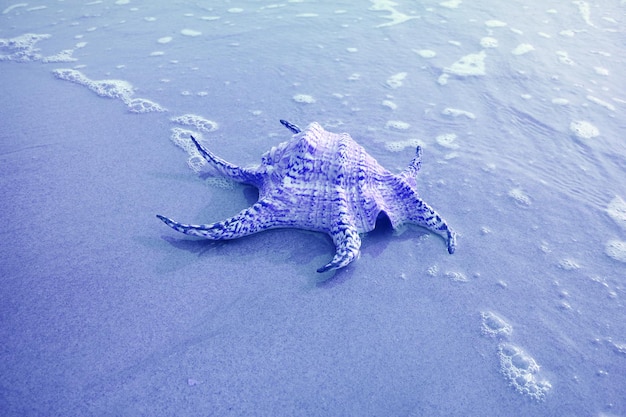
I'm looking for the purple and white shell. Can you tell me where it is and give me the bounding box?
[157,120,456,273]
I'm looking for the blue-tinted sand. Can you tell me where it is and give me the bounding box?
[1,1,625,416]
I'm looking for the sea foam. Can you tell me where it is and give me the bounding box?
[53,69,165,113]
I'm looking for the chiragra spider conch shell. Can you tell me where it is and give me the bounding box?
[157,120,456,273]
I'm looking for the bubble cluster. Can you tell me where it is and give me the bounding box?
[607,196,626,231]
[605,240,626,263]
[180,29,202,37]
[574,0,594,26]
[558,258,580,270]
[551,98,569,105]
[386,72,407,89]
[511,43,535,56]
[569,120,599,139]
[381,100,397,110]
[485,19,507,27]
[444,51,487,77]
[445,271,468,282]
[480,37,498,48]
[413,49,436,58]
[0,33,50,62]
[508,188,531,206]
[170,127,207,173]
[442,107,476,119]
[41,49,77,63]
[498,343,552,401]
[171,114,219,133]
[128,99,164,114]
[480,311,551,401]
[436,133,459,149]
[384,138,423,152]
[292,94,316,104]
[369,0,419,28]
[556,51,575,65]
[480,311,513,339]
[594,66,609,76]
[53,69,165,113]
[385,120,410,130]
[440,0,462,9]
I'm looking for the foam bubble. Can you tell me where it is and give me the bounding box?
[481,311,513,339]
[127,98,165,114]
[369,0,419,27]
[594,66,609,76]
[382,100,397,110]
[444,51,486,77]
[586,96,616,112]
[170,127,197,154]
[442,108,475,119]
[480,37,498,48]
[574,0,594,26]
[497,343,552,401]
[508,188,531,206]
[385,138,423,152]
[227,8,244,13]
[511,43,535,55]
[172,114,219,132]
[605,240,626,263]
[445,271,468,282]
[558,258,580,270]
[570,120,599,139]
[52,68,165,113]
[157,36,173,44]
[42,49,77,63]
[180,29,202,37]
[551,98,569,105]
[3,3,28,14]
[485,20,507,28]
[385,120,410,130]
[0,33,51,62]
[607,196,626,231]
[436,133,459,149]
[386,72,407,89]
[556,51,575,65]
[413,49,436,58]
[292,94,315,104]
[170,128,207,172]
[427,265,438,276]
[440,0,462,9]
